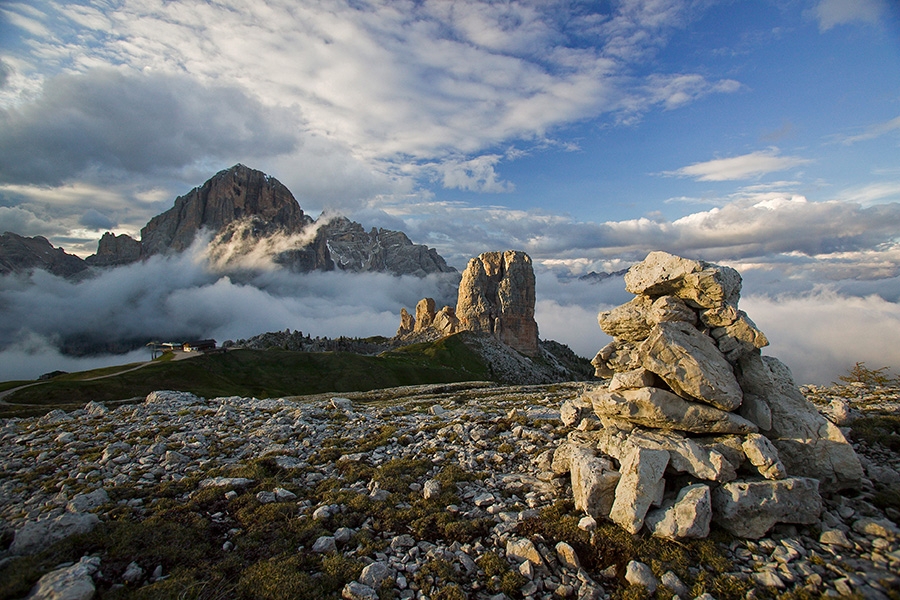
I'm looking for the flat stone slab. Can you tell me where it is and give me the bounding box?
[587,387,757,435]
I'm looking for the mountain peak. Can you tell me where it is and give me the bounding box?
[140,164,311,256]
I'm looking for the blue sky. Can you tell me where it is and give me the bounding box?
[1,0,900,382]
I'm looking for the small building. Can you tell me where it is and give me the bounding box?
[183,339,216,352]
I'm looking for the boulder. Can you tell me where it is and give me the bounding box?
[628,429,735,482]
[560,397,594,427]
[431,306,459,335]
[12,512,101,555]
[608,368,656,392]
[711,477,822,539]
[710,312,769,362]
[455,250,539,356]
[742,433,786,480]
[609,446,669,534]
[639,321,743,411]
[623,251,741,310]
[649,295,697,325]
[740,354,863,490]
[625,560,657,593]
[570,448,621,518]
[597,296,652,342]
[26,555,100,600]
[506,537,544,566]
[645,483,712,539]
[588,387,757,435]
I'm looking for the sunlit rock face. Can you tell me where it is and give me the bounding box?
[455,250,539,357]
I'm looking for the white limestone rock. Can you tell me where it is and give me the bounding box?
[742,433,787,480]
[710,312,769,362]
[608,368,657,392]
[598,296,652,342]
[570,447,621,519]
[609,446,669,534]
[12,512,101,555]
[628,429,735,482]
[644,484,712,540]
[624,251,741,310]
[26,555,100,600]
[360,561,392,588]
[342,581,379,600]
[506,537,545,566]
[711,477,822,539]
[738,353,863,490]
[649,295,697,325]
[560,397,594,427]
[588,387,757,435]
[625,560,658,593]
[639,321,743,411]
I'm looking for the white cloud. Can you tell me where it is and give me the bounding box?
[840,114,900,144]
[813,0,888,31]
[2,0,737,197]
[743,290,900,384]
[665,149,812,181]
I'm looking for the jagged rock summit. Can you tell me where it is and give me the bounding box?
[397,250,540,357]
[555,250,863,540]
[85,164,454,277]
[0,232,88,278]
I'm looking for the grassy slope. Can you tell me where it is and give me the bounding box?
[1,334,491,418]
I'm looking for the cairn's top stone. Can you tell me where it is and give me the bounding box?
[624,251,742,310]
[456,250,539,356]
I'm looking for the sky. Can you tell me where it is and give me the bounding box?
[1,0,900,384]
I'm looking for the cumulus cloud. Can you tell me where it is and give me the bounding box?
[3,0,738,192]
[813,0,889,31]
[0,69,299,186]
[664,149,812,181]
[390,193,900,280]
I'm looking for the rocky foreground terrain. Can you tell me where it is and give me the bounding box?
[0,378,898,600]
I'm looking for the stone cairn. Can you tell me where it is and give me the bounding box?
[555,251,864,540]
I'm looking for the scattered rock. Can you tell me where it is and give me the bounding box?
[26,555,100,600]
[625,560,657,593]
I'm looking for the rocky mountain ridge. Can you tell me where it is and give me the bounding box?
[0,233,90,279]
[2,165,455,278]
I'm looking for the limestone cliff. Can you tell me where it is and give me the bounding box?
[140,164,311,256]
[455,250,539,356]
[85,232,142,267]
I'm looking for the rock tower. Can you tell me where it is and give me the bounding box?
[456,250,539,356]
[556,251,863,539]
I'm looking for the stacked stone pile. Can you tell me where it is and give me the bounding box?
[556,251,865,540]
